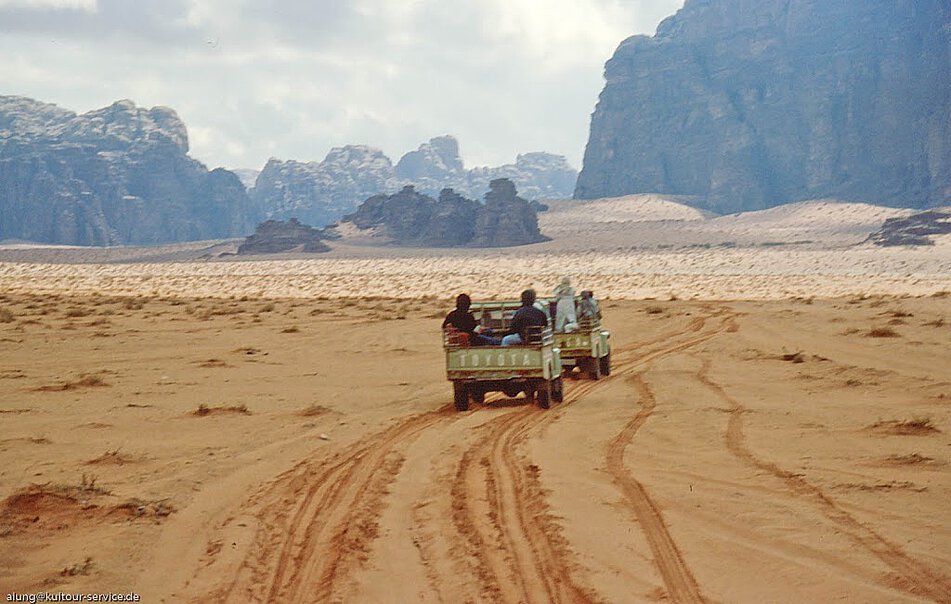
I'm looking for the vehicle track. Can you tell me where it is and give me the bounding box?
[199,404,461,603]
[605,375,705,603]
[436,309,734,603]
[696,357,951,603]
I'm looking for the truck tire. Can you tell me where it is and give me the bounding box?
[552,376,564,402]
[503,384,521,398]
[590,355,601,380]
[470,389,485,404]
[453,382,469,411]
[536,380,551,409]
[599,352,611,376]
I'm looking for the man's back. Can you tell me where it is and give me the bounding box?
[510,305,549,342]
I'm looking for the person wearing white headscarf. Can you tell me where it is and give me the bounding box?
[553,276,578,332]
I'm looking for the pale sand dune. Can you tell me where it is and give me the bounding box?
[540,194,709,233]
[1,244,949,300]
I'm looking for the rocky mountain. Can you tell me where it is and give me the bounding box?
[575,0,951,214]
[237,218,330,254]
[867,209,951,247]
[250,136,576,227]
[340,178,547,247]
[0,96,254,246]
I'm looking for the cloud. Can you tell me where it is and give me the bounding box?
[0,0,684,172]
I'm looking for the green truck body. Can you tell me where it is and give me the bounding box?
[444,301,564,410]
[553,317,611,379]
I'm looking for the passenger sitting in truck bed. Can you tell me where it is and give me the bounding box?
[502,289,549,346]
[443,294,501,346]
[578,290,602,322]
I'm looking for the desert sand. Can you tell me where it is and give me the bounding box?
[1,196,950,603]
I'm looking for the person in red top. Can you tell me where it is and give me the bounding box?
[442,293,500,346]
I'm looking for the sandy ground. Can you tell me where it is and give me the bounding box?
[1,196,950,602]
[0,290,949,603]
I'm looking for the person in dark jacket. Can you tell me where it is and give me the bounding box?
[443,293,500,345]
[502,289,549,345]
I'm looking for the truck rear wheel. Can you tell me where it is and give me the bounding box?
[589,356,601,380]
[552,376,564,402]
[599,352,611,376]
[453,382,469,411]
[536,380,551,409]
[470,388,485,404]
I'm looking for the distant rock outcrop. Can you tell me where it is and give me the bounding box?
[0,96,254,246]
[340,179,546,247]
[575,0,951,213]
[251,135,577,227]
[867,209,951,247]
[250,146,396,229]
[237,218,330,254]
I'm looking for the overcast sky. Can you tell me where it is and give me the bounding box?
[0,0,684,171]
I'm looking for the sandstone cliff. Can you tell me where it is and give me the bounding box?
[0,96,254,245]
[575,0,951,213]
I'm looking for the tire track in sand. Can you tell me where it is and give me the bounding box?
[599,314,737,604]
[202,404,461,603]
[696,357,951,603]
[438,309,732,603]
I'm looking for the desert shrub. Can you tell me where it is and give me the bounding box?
[0,308,13,323]
[866,327,900,338]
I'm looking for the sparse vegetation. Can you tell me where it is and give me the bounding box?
[645,306,665,315]
[299,403,332,417]
[281,326,300,333]
[34,373,110,392]
[868,417,939,436]
[781,351,805,363]
[61,557,94,577]
[0,307,14,323]
[113,497,175,518]
[866,326,901,338]
[193,403,250,416]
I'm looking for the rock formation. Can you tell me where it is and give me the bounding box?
[0,96,254,245]
[341,179,546,247]
[237,218,330,254]
[867,209,951,246]
[249,146,396,229]
[251,136,577,227]
[575,0,951,213]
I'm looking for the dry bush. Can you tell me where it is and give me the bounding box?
[61,557,94,577]
[34,373,110,392]
[193,403,250,416]
[645,306,665,315]
[868,417,939,436]
[281,326,300,333]
[195,359,231,368]
[113,497,175,518]
[86,449,137,466]
[259,303,276,313]
[840,327,862,335]
[299,404,332,417]
[64,307,90,318]
[923,317,945,327]
[0,308,14,323]
[866,327,901,338]
[781,351,805,363]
